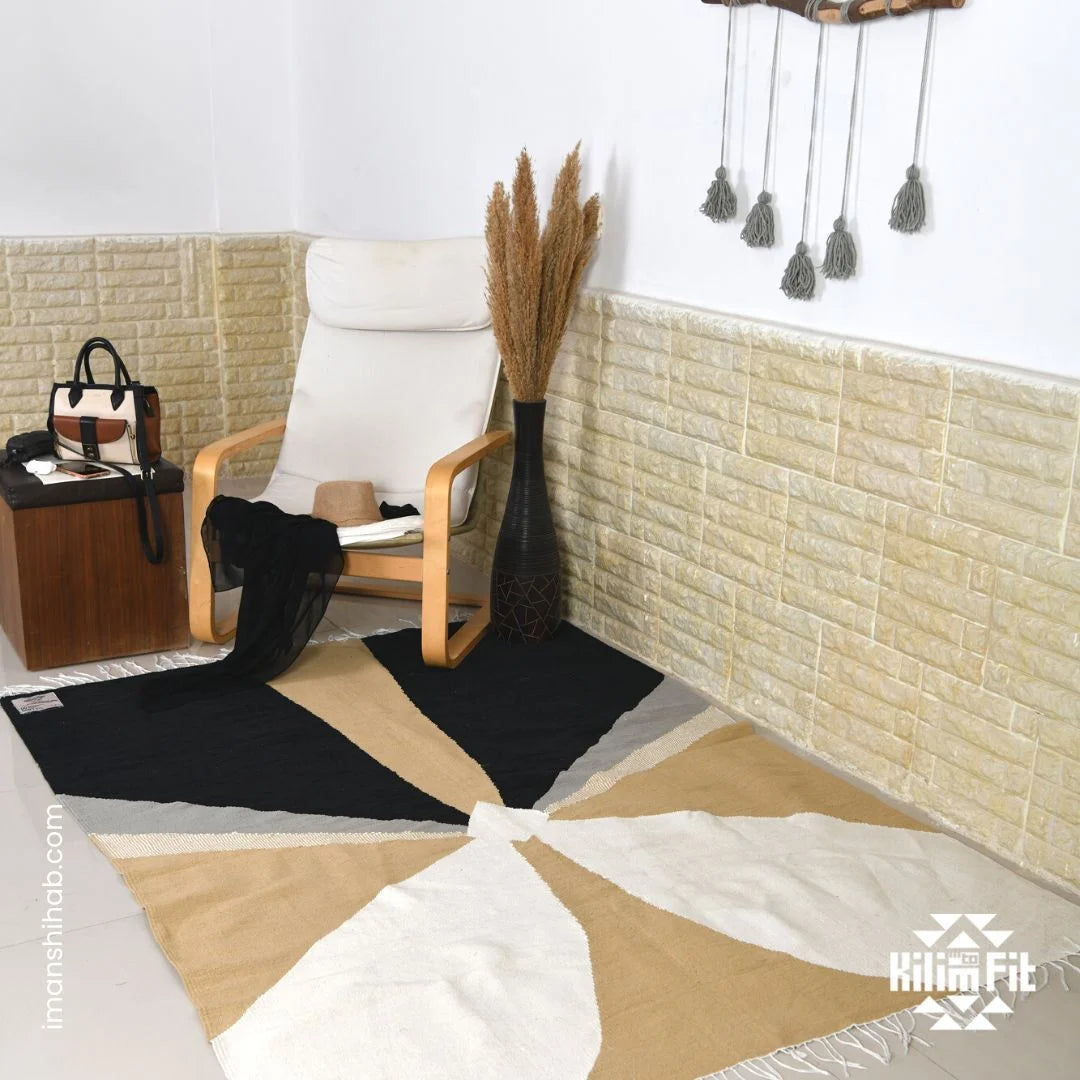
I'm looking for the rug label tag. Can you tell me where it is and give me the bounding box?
[11,692,63,714]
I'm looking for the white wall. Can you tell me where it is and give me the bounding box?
[1,1,1076,379]
[0,0,294,235]
[205,0,295,232]
[293,0,1080,381]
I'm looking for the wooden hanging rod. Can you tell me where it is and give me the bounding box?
[700,0,965,23]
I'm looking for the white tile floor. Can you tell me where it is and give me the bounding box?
[1,573,1078,1077]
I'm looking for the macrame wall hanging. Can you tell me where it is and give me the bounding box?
[699,0,966,299]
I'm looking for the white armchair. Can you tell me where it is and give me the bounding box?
[188,237,508,668]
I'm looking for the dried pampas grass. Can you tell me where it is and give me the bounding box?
[485,145,601,402]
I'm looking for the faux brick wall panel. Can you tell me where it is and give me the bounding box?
[462,290,1080,896]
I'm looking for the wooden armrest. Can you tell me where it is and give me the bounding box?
[424,428,512,499]
[192,418,287,489]
[422,425,512,565]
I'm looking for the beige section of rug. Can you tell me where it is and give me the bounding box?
[115,836,468,1039]
[270,641,502,814]
[553,721,933,831]
[541,706,731,813]
[518,837,926,1080]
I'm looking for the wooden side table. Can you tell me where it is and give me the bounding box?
[0,460,189,670]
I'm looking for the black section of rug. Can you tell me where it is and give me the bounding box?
[2,675,466,825]
[364,622,664,809]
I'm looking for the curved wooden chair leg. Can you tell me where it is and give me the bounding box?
[421,581,492,669]
[446,603,493,668]
[189,550,239,645]
[188,473,239,644]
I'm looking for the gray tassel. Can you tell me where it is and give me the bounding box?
[889,165,926,234]
[742,12,782,251]
[891,15,935,235]
[741,192,775,248]
[701,167,737,223]
[821,217,857,280]
[781,242,815,300]
[824,26,864,284]
[781,25,824,303]
[701,9,739,225]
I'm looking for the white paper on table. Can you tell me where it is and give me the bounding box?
[25,455,144,486]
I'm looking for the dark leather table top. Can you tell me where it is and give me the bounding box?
[0,458,184,511]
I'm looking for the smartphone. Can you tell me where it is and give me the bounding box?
[56,462,111,479]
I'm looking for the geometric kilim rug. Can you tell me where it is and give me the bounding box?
[4,623,1080,1080]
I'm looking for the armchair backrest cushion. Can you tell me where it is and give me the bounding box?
[272,238,501,522]
[306,236,492,332]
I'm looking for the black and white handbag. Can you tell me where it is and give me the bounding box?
[47,337,166,564]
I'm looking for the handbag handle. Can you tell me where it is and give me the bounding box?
[73,337,132,385]
[69,338,134,410]
[73,337,103,385]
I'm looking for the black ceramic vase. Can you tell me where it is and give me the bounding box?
[490,399,562,642]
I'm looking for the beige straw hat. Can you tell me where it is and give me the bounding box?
[312,480,382,527]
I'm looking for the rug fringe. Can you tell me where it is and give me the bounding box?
[697,948,1080,1079]
[1,648,226,697]
[0,612,476,694]
[1,611,473,696]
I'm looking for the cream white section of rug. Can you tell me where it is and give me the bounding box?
[212,837,601,1080]
[537,811,1080,978]
[467,803,547,842]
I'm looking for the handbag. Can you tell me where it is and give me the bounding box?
[48,337,166,564]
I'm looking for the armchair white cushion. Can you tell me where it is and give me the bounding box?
[256,237,501,544]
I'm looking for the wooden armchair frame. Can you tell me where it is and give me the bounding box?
[189,420,510,668]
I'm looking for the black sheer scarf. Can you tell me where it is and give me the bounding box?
[140,496,343,709]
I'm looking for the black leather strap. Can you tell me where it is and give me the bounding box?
[132,387,164,564]
[69,338,134,410]
[79,417,99,460]
[95,388,164,564]
[97,462,165,565]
